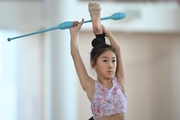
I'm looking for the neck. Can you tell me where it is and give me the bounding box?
[98,77,113,88]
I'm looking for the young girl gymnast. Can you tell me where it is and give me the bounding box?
[69,2,127,120]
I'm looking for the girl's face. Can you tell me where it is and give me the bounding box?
[93,50,117,79]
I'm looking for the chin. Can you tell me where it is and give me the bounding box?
[106,76,114,79]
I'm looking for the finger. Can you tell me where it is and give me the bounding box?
[101,24,104,29]
[75,21,78,25]
[101,24,105,30]
[101,24,107,33]
[79,18,84,26]
[73,21,78,26]
[73,21,76,26]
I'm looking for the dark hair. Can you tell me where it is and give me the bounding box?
[90,37,117,65]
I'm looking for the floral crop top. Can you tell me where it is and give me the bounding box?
[91,77,127,119]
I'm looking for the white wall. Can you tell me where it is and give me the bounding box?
[0,1,180,32]
[0,1,180,120]
[16,32,44,120]
[74,2,180,33]
[0,1,44,30]
[0,2,45,120]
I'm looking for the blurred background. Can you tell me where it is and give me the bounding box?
[0,0,180,120]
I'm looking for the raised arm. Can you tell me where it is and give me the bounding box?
[69,19,93,92]
[102,25,126,93]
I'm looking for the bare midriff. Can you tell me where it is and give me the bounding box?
[95,114,125,120]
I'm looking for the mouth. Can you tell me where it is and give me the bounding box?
[107,71,113,74]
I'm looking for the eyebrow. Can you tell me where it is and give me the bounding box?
[101,56,116,59]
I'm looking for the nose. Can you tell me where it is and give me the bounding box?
[108,62,113,69]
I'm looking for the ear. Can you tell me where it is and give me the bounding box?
[90,61,96,69]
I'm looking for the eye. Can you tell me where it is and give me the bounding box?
[112,60,116,62]
[103,59,107,62]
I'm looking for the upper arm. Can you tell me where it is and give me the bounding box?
[105,32,126,92]
[69,23,93,92]
[115,46,126,93]
[71,51,93,92]
[115,47,125,79]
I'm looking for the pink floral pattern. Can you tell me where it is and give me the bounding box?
[91,78,127,119]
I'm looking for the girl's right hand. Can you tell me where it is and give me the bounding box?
[69,18,84,36]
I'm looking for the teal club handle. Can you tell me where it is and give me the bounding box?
[7,12,126,41]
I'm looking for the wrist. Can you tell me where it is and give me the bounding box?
[70,32,78,38]
[105,31,112,38]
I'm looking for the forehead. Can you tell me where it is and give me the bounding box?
[99,51,116,58]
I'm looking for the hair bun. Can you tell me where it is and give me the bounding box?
[91,38,106,48]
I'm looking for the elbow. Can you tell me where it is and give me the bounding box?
[82,86,87,92]
[70,50,74,58]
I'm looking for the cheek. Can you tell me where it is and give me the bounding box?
[94,64,105,72]
[114,63,117,69]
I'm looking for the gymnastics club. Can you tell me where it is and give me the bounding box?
[7,12,126,41]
